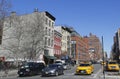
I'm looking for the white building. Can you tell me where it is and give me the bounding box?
[0,9,56,63]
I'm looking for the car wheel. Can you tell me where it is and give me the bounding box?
[89,72,92,75]
[74,73,77,75]
[29,71,33,76]
[19,74,23,77]
[62,72,64,75]
[55,71,58,76]
[41,75,44,77]
[92,71,94,73]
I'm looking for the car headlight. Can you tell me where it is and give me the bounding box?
[26,69,30,72]
[50,70,55,73]
[21,66,24,69]
[76,69,80,71]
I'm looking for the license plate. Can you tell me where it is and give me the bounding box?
[111,66,115,68]
[81,71,85,73]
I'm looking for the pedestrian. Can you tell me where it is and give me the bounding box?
[3,62,9,77]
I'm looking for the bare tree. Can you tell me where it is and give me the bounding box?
[0,0,11,28]
[0,0,11,44]
[0,0,11,17]
[2,9,45,62]
[2,14,25,61]
[0,0,45,68]
[22,12,45,61]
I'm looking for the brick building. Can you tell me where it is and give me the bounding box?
[84,33,102,62]
[111,28,120,63]
[54,30,62,59]
[70,28,90,64]
[54,26,71,59]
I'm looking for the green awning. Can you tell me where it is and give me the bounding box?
[45,56,56,59]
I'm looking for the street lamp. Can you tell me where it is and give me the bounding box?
[102,36,105,79]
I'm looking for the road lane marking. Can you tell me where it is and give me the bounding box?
[93,68,102,78]
[63,69,103,79]
[65,72,75,76]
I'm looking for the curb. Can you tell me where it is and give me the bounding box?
[0,70,18,78]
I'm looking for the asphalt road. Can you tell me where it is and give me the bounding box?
[1,64,103,79]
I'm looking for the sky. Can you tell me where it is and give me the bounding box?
[10,0,120,57]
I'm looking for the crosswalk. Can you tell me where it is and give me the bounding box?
[63,72,98,79]
[99,71,120,79]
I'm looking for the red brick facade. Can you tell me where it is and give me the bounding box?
[84,33,102,62]
[54,30,62,59]
[71,36,90,63]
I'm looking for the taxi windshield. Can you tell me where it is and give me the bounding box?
[79,64,90,66]
[108,62,117,64]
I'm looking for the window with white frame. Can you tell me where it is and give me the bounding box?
[52,22,54,27]
[48,38,50,46]
[49,29,50,36]
[52,31,54,37]
[51,39,53,47]
[45,27,47,35]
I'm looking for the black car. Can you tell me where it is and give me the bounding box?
[41,64,64,76]
[18,62,45,77]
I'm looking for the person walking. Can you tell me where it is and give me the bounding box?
[3,62,9,77]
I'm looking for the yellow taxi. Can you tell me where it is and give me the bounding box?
[75,62,94,75]
[106,61,120,71]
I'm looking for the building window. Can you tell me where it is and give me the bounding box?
[49,20,51,26]
[48,39,50,46]
[45,27,47,35]
[45,18,48,25]
[51,40,53,47]
[52,22,54,27]
[44,50,49,56]
[67,36,70,40]
[52,30,54,37]
[45,37,47,46]
[49,29,50,36]
[79,52,81,59]
[89,41,92,46]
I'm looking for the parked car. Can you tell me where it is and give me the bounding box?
[63,63,71,70]
[75,62,94,75]
[54,61,63,65]
[41,64,64,76]
[18,62,46,77]
[106,61,120,71]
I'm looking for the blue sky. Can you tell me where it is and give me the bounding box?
[10,0,120,57]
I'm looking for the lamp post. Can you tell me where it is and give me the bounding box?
[102,36,105,79]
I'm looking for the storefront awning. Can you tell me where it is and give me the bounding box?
[45,56,56,59]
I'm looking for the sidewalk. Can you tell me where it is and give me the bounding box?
[0,69,18,77]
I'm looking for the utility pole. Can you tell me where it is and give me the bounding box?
[102,36,105,79]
